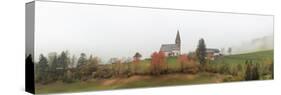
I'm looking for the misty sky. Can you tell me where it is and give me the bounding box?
[34,1,273,63]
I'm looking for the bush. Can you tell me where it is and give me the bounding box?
[185,60,199,74]
[62,69,75,83]
[220,64,230,74]
[245,61,259,80]
[177,55,199,74]
[94,65,113,79]
[257,59,273,79]
[205,62,245,80]
[112,62,127,77]
[177,54,189,72]
[131,63,140,75]
[236,64,245,80]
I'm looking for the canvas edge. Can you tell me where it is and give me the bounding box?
[25,1,35,94]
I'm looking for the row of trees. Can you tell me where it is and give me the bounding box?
[35,51,201,84]
[35,51,100,84]
[34,38,264,84]
[36,51,70,83]
[35,38,208,84]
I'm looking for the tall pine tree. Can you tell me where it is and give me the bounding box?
[77,53,87,68]
[196,38,207,65]
[38,54,48,82]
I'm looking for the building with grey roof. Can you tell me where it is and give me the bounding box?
[160,30,181,56]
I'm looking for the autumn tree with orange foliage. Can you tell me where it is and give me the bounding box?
[177,54,199,74]
[150,51,167,75]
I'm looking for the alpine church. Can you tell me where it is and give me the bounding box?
[160,30,181,56]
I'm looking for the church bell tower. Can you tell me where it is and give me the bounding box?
[175,30,181,50]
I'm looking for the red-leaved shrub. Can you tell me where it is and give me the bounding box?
[150,51,167,75]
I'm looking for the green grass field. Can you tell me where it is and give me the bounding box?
[212,50,273,64]
[36,72,224,94]
[35,50,273,94]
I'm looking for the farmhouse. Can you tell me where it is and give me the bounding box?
[206,48,221,60]
[160,30,181,56]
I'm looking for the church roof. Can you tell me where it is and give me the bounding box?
[160,44,179,52]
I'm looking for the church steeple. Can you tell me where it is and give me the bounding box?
[175,30,181,45]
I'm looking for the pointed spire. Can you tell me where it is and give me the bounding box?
[175,29,181,44]
[175,29,181,53]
